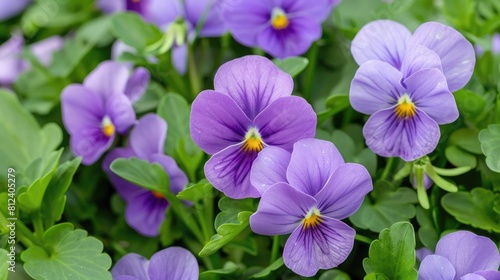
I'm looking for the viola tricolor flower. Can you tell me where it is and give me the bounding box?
[349,20,472,161]
[112,247,198,280]
[62,61,149,165]
[190,55,316,199]
[103,114,188,237]
[250,139,373,276]
[223,0,332,58]
[418,231,500,280]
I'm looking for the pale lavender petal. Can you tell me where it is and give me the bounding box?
[205,143,260,198]
[149,247,198,280]
[70,128,114,165]
[125,191,169,237]
[124,67,150,103]
[284,0,331,22]
[250,146,291,195]
[84,61,131,98]
[214,55,293,119]
[114,276,138,280]
[61,85,104,135]
[172,44,187,75]
[255,96,317,151]
[435,231,500,278]
[105,92,136,134]
[0,0,31,20]
[184,0,226,37]
[401,45,442,80]
[111,253,149,280]
[112,40,135,61]
[406,68,458,124]
[190,90,251,154]
[222,1,271,46]
[0,34,26,85]
[418,254,456,280]
[250,183,315,235]
[129,114,166,160]
[30,36,64,66]
[351,20,412,69]
[492,34,500,54]
[363,108,440,162]
[96,0,125,13]
[349,60,404,115]
[144,0,184,28]
[409,22,475,92]
[417,248,434,262]
[283,216,355,277]
[461,274,486,280]
[316,163,372,219]
[473,270,500,279]
[150,154,188,194]
[286,139,345,197]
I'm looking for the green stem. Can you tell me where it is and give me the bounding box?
[303,43,319,102]
[355,234,373,245]
[16,220,42,247]
[32,215,44,240]
[188,44,202,101]
[270,235,280,263]
[380,157,398,181]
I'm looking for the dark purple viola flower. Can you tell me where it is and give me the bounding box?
[112,247,198,280]
[103,114,188,237]
[419,231,500,280]
[0,0,31,21]
[62,61,150,165]
[190,55,316,199]
[223,0,332,58]
[351,20,475,92]
[350,44,459,161]
[250,139,373,276]
[0,34,27,87]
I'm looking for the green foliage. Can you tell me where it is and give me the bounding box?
[273,57,309,77]
[479,124,500,172]
[363,222,418,280]
[22,223,112,280]
[250,258,284,278]
[319,270,351,280]
[110,157,170,193]
[111,12,163,52]
[0,249,8,280]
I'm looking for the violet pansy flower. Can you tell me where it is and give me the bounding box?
[62,61,149,165]
[223,0,332,58]
[0,34,26,87]
[103,114,188,237]
[250,139,372,276]
[112,247,198,280]
[190,55,316,199]
[418,231,500,280]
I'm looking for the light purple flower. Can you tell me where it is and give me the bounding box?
[475,34,500,56]
[0,0,31,21]
[103,114,188,237]
[112,247,198,280]
[190,55,316,199]
[29,36,64,66]
[222,0,332,58]
[250,139,373,277]
[419,231,500,280]
[0,34,27,86]
[61,61,149,165]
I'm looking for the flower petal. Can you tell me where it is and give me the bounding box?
[125,192,169,237]
[401,44,442,80]
[286,139,345,197]
[105,92,136,134]
[435,231,500,278]
[150,154,188,194]
[148,247,198,280]
[61,85,104,135]
[0,34,26,85]
[172,44,188,75]
[204,144,261,199]
[460,274,486,280]
[84,61,131,98]
[250,182,315,235]
[30,36,64,66]
[316,163,372,220]
[111,253,149,279]
[0,0,31,20]
[184,0,226,37]
[363,108,440,162]
[70,128,114,165]
[351,20,412,69]
[472,270,500,279]
[349,60,404,115]
[190,90,251,154]
[250,146,291,195]
[408,22,475,92]
[214,55,294,119]
[416,247,434,263]
[255,96,317,151]
[418,254,456,280]
[222,1,271,46]
[124,67,150,103]
[405,68,458,124]
[96,0,125,14]
[285,0,331,23]
[129,114,166,160]
[283,216,355,277]
[144,0,184,28]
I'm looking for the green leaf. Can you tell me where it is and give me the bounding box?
[479,124,500,172]
[442,188,500,232]
[449,128,482,154]
[22,223,112,280]
[317,93,351,125]
[350,182,417,232]
[214,197,255,228]
[177,180,212,204]
[272,57,309,77]
[199,262,242,279]
[76,16,114,47]
[0,248,8,280]
[415,207,438,251]
[363,222,418,280]
[250,258,284,278]
[110,157,169,193]
[454,90,487,122]
[319,269,351,280]
[364,273,390,280]
[111,12,163,52]
[443,0,474,30]
[445,146,477,168]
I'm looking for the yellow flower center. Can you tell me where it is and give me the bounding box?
[151,191,165,199]
[394,94,416,119]
[303,208,322,229]
[271,8,289,30]
[101,116,115,137]
[242,128,264,152]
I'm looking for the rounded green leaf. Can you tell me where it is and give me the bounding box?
[479,124,500,172]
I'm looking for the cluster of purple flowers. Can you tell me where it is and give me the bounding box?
[349,20,475,161]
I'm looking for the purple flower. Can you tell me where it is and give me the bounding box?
[103,114,188,237]
[112,247,198,280]
[0,34,27,87]
[419,231,500,280]
[29,36,64,66]
[61,61,149,165]
[0,0,31,21]
[475,34,500,56]
[222,0,332,58]
[190,55,316,199]
[250,139,372,276]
